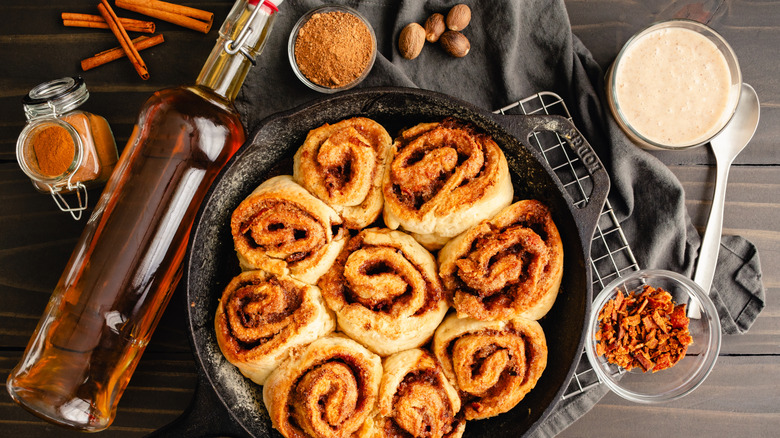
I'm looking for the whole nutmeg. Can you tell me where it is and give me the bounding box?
[440,30,470,57]
[446,4,471,31]
[399,22,425,59]
[424,13,446,43]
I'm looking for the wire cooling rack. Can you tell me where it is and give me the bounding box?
[494,92,639,399]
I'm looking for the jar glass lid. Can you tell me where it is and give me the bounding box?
[23,77,90,120]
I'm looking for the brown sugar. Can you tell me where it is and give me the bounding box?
[294,11,374,88]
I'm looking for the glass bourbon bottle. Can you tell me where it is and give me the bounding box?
[7,0,283,431]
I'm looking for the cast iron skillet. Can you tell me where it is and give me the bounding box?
[151,87,609,438]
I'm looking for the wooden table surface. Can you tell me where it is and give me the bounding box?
[1,1,777,437]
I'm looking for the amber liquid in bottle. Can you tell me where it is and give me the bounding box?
[7,1,278,431]
[7,88,243,430]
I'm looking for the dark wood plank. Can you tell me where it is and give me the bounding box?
[564,0,780,436]
[0,2,227,434]
[672,164,779,357]
[567,0,780,167]
[1,352,196,436]
[0,0,777,437]
[559,356,780,437]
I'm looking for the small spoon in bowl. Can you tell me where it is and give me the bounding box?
[690,83,760,317]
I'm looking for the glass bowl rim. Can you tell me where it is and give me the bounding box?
[287,5,377,94]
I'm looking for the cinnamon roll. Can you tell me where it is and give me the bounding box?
[439,199,564,321]
[432,314,547,420]
[318,228,449,356]
[263,334,383,438]
[231,175,347,285]
[360,348,465,438]
[382,118,513,250]
[294,117,392,229]
[214,270,335,385]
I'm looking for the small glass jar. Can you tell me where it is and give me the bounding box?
[605,20,741,150]
[16,77,118,219]
[288,5,377,93]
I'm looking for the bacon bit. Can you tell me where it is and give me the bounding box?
[655,353,673,371]
[678,332,693,346]
[669,304,690,329]
[624,314,641,327]
[652,310,669,333]
[602,299,614,319]
[595,285,693,373]
[645,337,658,350]
[614,290,624,310]
[635,351,654,371]
[641,315,658,330]
[635,298,648,315]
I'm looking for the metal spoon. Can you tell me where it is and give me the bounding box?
[690,83,760,316]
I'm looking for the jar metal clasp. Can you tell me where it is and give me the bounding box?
[48,180,88,220]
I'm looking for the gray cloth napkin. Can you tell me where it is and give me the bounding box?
[236,0,766,435]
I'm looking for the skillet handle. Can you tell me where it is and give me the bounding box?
[490,113,610,259]
[145,371,251,438]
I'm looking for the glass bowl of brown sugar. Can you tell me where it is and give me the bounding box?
[288,5,377,93]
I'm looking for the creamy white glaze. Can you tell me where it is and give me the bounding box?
[614,27,734,147]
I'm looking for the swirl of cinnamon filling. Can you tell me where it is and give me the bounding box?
[294,117,392,229]
[231,175,346,285]
[214,270,335,385]
[319,228,449,356]
[359,348,465,438]
[382,118,513,250]
[432,314,547,420]
[439,199,564,321]
[263,335,382,438]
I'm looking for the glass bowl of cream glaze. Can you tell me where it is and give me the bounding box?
[288,5,377,93]
[585,269,722,403]
[606,20,741,150]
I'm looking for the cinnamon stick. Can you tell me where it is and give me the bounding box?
[117,0,213,23]
[115,0,213,34]
[98,0,149,80]
[62,13,156,34]
[82,34,165,71]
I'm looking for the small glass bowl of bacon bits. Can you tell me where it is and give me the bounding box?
[585,269,721,403]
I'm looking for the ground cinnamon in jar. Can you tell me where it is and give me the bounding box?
[33,125,76,177]
[17,76,119,219]
[22,111,114,192]
[294,10,374,89]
